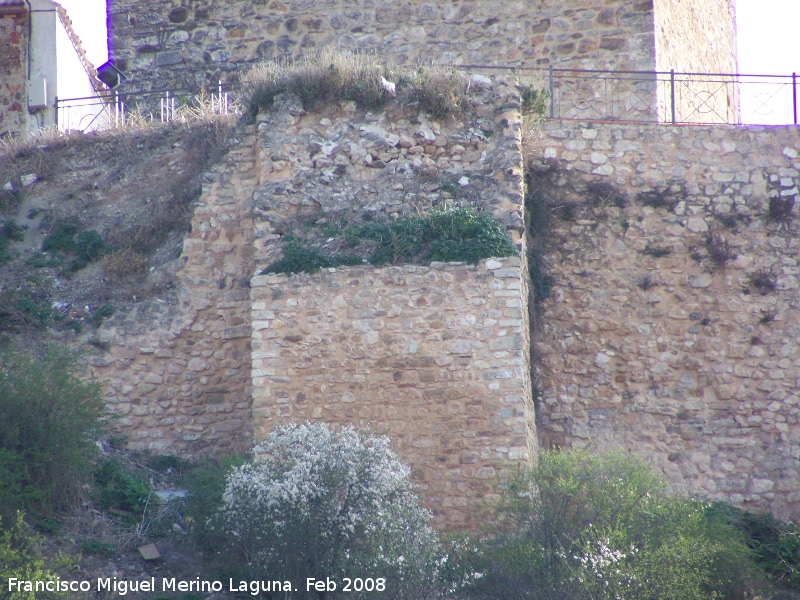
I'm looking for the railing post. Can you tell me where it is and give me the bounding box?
[670,69,676,124]
[54,96,59,129]
[549,65,554,119]
[793,72,797,126]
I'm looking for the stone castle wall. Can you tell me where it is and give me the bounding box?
[247,80,532,528]
[653,0,738,123]
[535,121,800,518]
[251,258,533,529]
[91,80,536,527]
[107,0,659,92]
[90,131,259,456]
[0,9,28,138]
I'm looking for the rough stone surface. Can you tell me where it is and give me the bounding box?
[0,11,28,137]
[535,121,800,519]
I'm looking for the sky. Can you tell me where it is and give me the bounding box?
[55,0,800,124]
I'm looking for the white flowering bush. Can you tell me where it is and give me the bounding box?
[215,422,449,599]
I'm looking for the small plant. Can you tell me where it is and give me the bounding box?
[637,184,684,211]
[749,269,777,295]
[768,196,795,223]
[587,181,626,208]
[1,512,74,596]
[92,458,150,514]
[705,233,736,267]
[643,244,671,258]
[81,539,116,558]
[262,238,332,275]
[0,346,103,524]
[409,66,466,117]
[759,310,777,324]
[637,273,656,290]
[520,85,550,117]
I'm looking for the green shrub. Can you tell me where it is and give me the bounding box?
[0,512,73,599]
[264,207,516,275]
[179,454,246,550]
[464,450,750,600]
[0,346,103,525]
[520,85,549,117]
[0,289,52,329]
[92,458,150,514]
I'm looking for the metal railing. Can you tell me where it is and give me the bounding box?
[54,82,235,132]
[459,65,798,126]
[542,68,798,125]
[56,68,799,130]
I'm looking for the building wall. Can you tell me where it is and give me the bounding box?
[106,0,658,91]
[0,9,27,137]
[536,121,800,519]
[653,0,738,123]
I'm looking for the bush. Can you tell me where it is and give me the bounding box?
[409,67,466,117]
[214,423,448,599]
[0,346,103,525]
[92,458,150,514]
[0,512,73,599]
[464,450,748,600]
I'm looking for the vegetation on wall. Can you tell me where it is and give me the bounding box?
[262,206,517,275]
[243,49,468,119]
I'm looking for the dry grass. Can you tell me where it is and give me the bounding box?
[244,49,391,117]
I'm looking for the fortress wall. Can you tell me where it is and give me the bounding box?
[0,11,28,138]
[107,0,657,92]
[251,259,533,529]
[653,0,738,123]
[248,80,534,528]
[535,121,800,518]
[90,131,259,456]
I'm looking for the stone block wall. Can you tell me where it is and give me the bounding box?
[653,0,738,123]
[0,10,27,137]
[248,79,534,527]
[107,0,659,93]
[251,259,534,529]
[535,121,800,519]
[90,131,259,457]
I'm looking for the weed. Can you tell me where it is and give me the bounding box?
[0,219,25,242]
[520,85,549,117]
[643,245,671,258]
[89,304,116,326]
[749,269,777,295]
[759,311,777,324]
[264,207,516,274]
[637,273,656,290]
[0,289,52,329]
[637,183,684,211]
[715,213,739,229]
[587,181,626,208]
[706,233,736,267]
[528,251,554,303]
[81,539,116,557]
[101,249,149,283]
[768,196,795,222]
[92,458,150,514]
[409,66,466,117]
[262,238,333,275]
